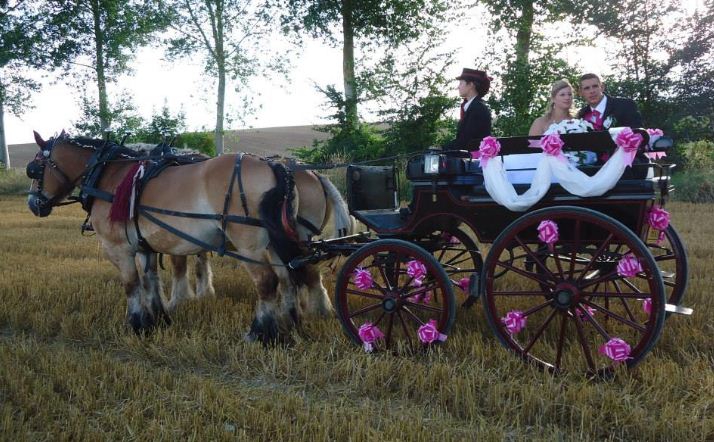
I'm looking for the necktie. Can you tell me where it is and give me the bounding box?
[590,109,603,129]
[460,99,467,120]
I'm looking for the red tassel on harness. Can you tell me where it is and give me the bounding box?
[281,198,299,242]
[109,162,143,223]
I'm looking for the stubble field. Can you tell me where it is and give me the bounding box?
[0,196,712,441]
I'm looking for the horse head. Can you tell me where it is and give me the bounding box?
[26,130,85,217]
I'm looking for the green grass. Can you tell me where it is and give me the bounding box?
[0,196,712,440]
[0,168,30,195]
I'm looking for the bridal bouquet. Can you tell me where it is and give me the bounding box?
[544,118,594,135]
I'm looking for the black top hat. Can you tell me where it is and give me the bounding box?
[455,68,492,96]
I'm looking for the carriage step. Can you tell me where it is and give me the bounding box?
[665,304,693,315]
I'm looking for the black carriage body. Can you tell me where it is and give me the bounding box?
[349,130,668,244]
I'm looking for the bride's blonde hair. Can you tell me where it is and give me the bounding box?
[544,79,574,121]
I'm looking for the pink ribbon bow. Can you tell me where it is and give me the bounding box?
[598,337,632,362]
[540,133,567,162]
[615,127,643,166]
[457,277,470,293]
[408,290,432,304]
[647,205,670,244]
[406,260,427,287]
[501,310,527,334]
[353,268,374,290]
[537,219,559,252]
[358,322,385,353]
[417,319,448,344]
[576,306,597,321]
[470,136,501,168]
[617,253,643,278]
[642,298,652,315]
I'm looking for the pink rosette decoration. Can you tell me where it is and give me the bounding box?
[647,205,670,244]
[440,232,461,244]
[539,133,567,162]
[537,219,559,252]
[406,260,427,287]
[642,298,652,315]
[617,253,643,278]
[358,322,384,353]
[598,337,632,362]
[417,319,448,344]
[576,306,597,321]
[470,136,501,168]
[408,290,432,304]
[352,267,373,290]
[501,310,527,334]
[457,277,470,293]
[645,128,666,159]
[615,127,644,167]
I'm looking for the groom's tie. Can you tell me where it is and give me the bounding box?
[460,99,467,120]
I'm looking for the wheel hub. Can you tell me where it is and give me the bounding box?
[382,296,399,312]
[552,282,580,310]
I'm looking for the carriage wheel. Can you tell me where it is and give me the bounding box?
[481,206,666,376]
[424,227,483,303]
[644,224,688,310]
[335,239,456,353]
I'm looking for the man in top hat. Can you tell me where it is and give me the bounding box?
[443,68,493,150]
[577,73,643,130]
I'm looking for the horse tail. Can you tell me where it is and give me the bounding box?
[259,162,305,283]
[317,173,355,238]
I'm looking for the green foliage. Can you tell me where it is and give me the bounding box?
[677,139,714,171]
[0,167,29,195]
[175,131,216,157]
[671,170,714,203]
[673,116,713,143]
[73,92,144,138]
[133,104,187,144]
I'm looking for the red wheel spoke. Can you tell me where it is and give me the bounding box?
[585,292,648,299]
[371,310,387,328]
[396,310,413,348]
[572,311,596,373]
[494,260,555,288]
[569,220,581,280]
[581,300,647,333]
[580,269,618,289]
[522,308,558,355]
[578,305,611,341]
[378,265,393,291]
[348,302,383,319]
[612,279,638,323]
[522,299,554,317]
[576,233,615,283]
[399,281,439,298]
[513,235,557,282]
[401,306,426,326]
[555,314,568,371]
[345,289,384,300]
[384,312,395,348]
[404,301,443,314]
[619,277,646,295]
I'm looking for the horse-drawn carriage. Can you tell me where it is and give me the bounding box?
[301,128,692,375]
[25,127,692,376]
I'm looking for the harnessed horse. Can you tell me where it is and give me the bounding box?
[26,131,351,343]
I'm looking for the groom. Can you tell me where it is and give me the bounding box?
[576,73,643,130]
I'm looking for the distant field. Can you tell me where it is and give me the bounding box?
[0,196,712,440]
[7,125,330,167]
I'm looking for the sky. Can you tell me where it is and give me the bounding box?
[5,1,699,145]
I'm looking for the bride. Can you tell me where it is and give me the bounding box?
[528,79,574,135]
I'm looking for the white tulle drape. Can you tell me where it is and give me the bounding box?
[480,127,639,212]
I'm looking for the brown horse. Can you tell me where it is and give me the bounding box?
[26,132,350,342]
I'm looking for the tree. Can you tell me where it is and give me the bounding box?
[48,0,169,134]
[162,0,281,155]
[277,0,450,132]
[0,1,67,167]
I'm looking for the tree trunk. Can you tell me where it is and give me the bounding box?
[0,96,8,169]
[214,2,225,156]
[513,0,534,123]
[341,0,358,130]
[91,0,110,133]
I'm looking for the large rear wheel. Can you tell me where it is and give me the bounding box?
[481,206,666,376]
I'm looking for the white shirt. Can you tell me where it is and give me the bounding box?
[590,95,608,115]
[463,96,477,112]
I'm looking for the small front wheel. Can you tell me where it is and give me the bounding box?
[335,239,456,353]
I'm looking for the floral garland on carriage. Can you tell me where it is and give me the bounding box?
[472,118,666,212]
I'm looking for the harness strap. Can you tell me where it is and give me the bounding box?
[139,209,285,267]
[138,205,263,227]
[235,153,250,217]
[296,216,322,236]
[82,187,114,203]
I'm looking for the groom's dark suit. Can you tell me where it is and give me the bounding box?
[576,95,643,128]
[444,97,492,150]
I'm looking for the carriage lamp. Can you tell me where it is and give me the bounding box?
[424,154,440,174]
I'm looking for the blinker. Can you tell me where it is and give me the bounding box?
[26,161,44,179]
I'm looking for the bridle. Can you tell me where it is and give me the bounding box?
[27,135,87,210]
